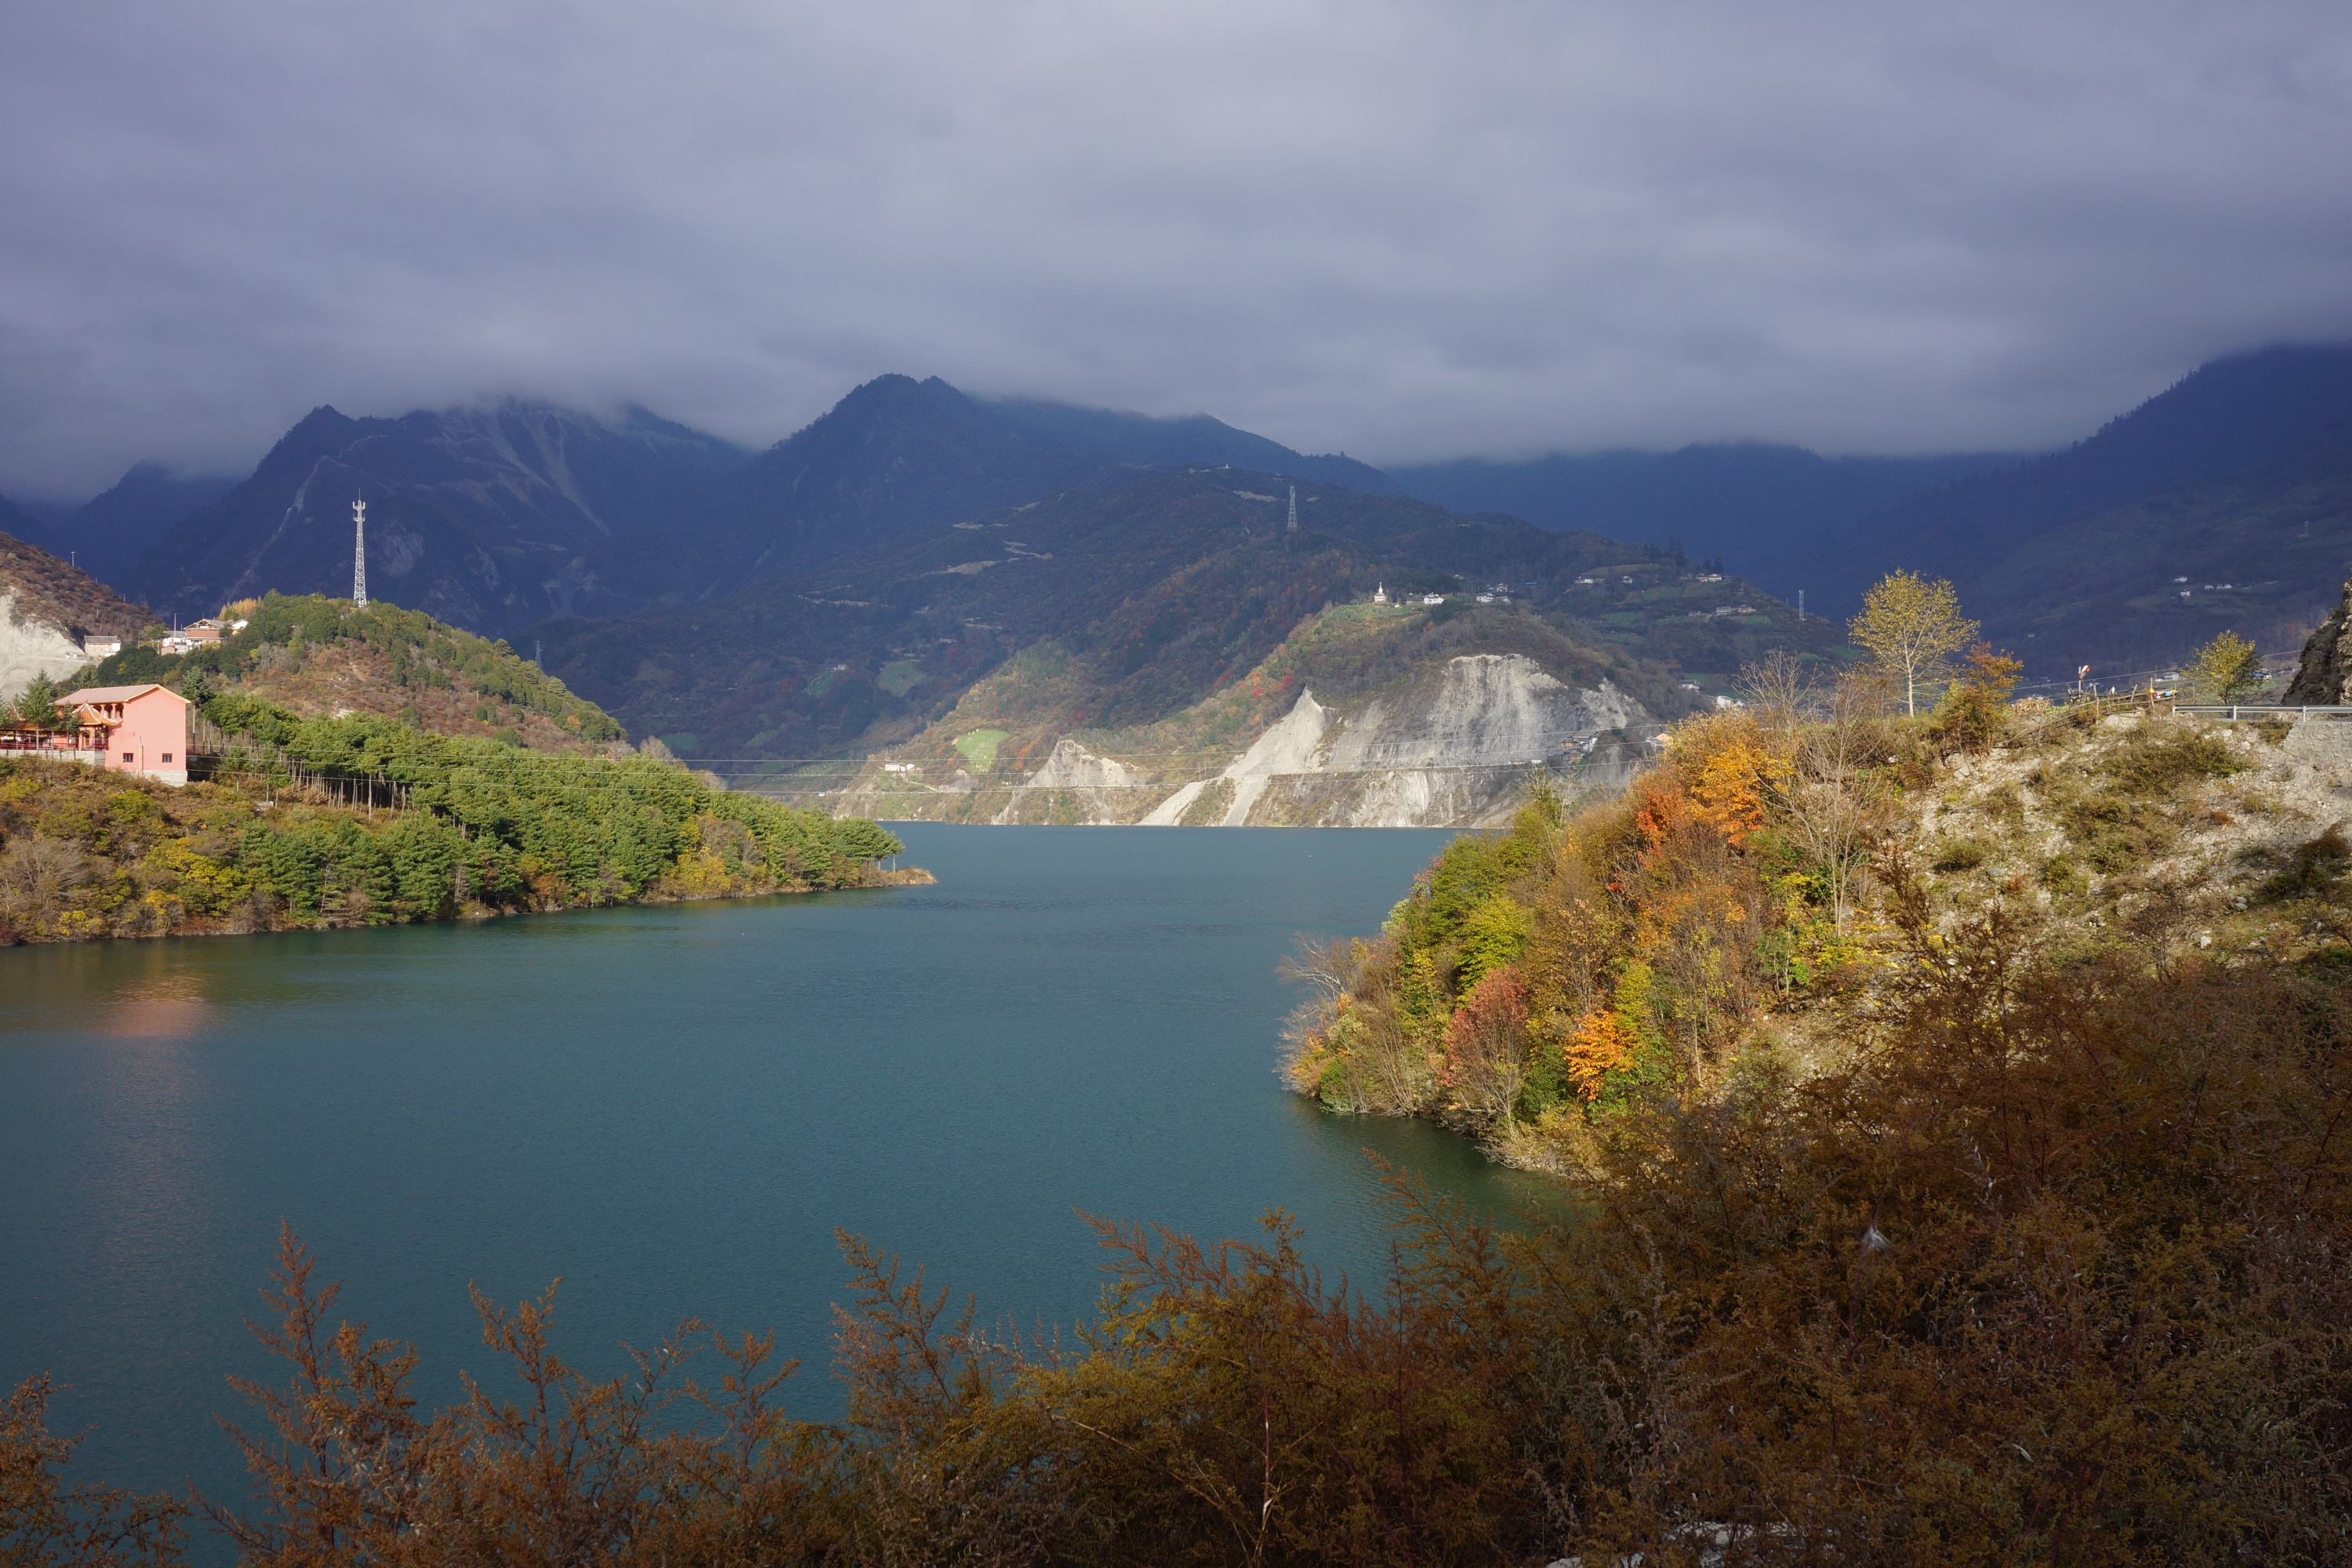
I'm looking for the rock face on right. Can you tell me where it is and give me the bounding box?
[2284,574,2352,704]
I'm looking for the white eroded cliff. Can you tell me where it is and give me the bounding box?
[1133,655,1652,828]
[846,650,1659,829]
[1,590,96,702]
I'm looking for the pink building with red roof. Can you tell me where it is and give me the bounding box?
[59,684,191,784]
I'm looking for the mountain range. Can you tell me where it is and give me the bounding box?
[119,402,749,638]
[532,463,1831,764]
[7,339,2352,779]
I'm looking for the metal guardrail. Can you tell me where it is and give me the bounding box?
[2172,705,2352,721]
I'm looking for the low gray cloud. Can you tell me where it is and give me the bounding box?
[4,0,2350,495]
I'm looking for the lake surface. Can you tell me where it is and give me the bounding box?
[1,825,1557,1504]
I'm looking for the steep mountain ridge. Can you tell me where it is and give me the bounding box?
[127,402,750,637]
[111,376,1409,641]
[60,463,238,587]
[982,395,1396,492]
[1820,344,2352,626]
[0,492,50,552]
[1395,345,2352,676]
[586,376,1406,605]
[1956,419,2352,676]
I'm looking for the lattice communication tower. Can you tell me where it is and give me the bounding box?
[352,498,368,609]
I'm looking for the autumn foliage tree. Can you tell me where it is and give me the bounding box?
[1849,568,1978,714]
[1928,639,2025,753]
[2186,627,2266,702]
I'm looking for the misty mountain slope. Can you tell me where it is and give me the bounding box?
[534,465,1839,767]
[981,395,1398,493]
[126,401,749,637]
[0,529,154,699]
[1817,343,2352,619]
[61,463,238,589]
[593,375,1410,605]
[595,375,1087,603]
[1951,421,2352,677]
[0,492,50,552]
[543,466,1367,759]
[1390,444,2017,601]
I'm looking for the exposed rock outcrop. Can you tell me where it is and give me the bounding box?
[845,650,1659,829]
[1,589,95,700]
[998,737,1149,824]
[2284,574,2352,704]
[0,531,154,701]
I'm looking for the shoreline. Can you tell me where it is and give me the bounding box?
[0,864,938,949]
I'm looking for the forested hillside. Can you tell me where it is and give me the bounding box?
[1283,666,2352,1159]
[0,694,906,945]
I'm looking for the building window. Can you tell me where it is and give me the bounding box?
[122,751,135,763]
[161,753,172,763]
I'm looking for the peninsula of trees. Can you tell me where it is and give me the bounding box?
[0,593,915,943]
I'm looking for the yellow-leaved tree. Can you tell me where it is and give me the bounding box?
[2185,629,2266,702]
[1849,570,1978,715]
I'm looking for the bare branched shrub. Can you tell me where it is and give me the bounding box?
[1772,669,1896,926]
[0,837,89,928]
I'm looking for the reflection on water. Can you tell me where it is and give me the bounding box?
[94,980,209,1036]
[2,826,1548,1508]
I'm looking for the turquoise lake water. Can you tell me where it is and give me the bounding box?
[0,824,1559,1503]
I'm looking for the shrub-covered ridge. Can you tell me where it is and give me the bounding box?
[1282,666,2352,1170]
[82,592,624,753]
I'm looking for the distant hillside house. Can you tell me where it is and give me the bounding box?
[81,636,122,659]
[20,684,192,784]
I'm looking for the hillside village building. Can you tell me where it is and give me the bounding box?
[0,683,191,784]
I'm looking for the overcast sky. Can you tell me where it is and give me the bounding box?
[4,0,2350,496]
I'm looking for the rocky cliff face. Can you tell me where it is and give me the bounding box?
[0,531,153,701]
[837,648,1657,829]
[0,590,96,700]
[2285,574,2352,704]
